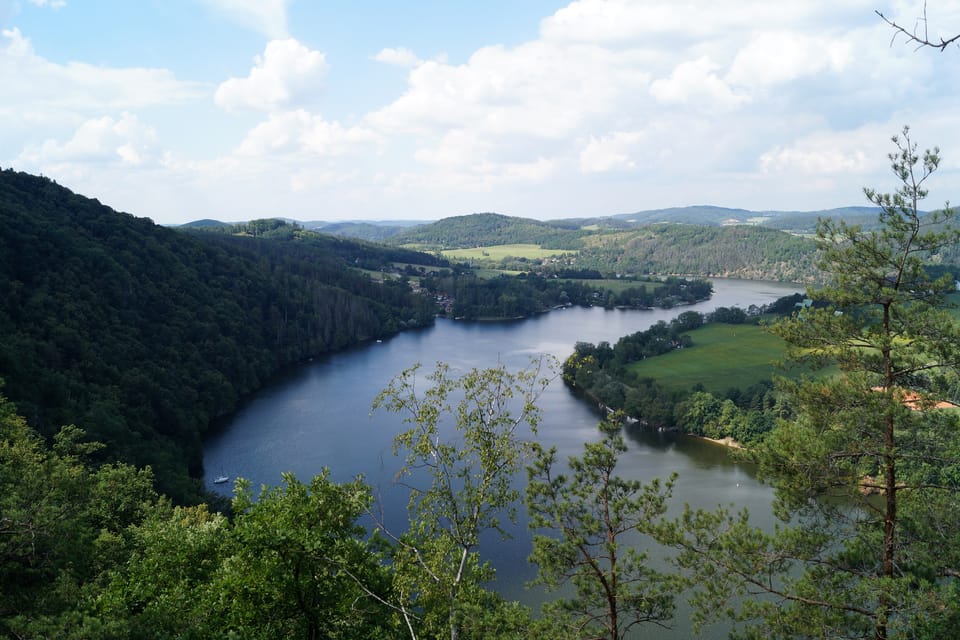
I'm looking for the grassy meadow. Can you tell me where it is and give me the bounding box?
[561,277,667,294]
[441,244,573,261]
[628,322,790,394]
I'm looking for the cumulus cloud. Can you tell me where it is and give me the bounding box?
[389,156,556,195]
[0,28,203,113]
[236,109,382,157]
[758,127,889,175]
[579,131,644,173]
[413,130,492,168]
[372,47,421,67]
[761,145,868,175]
[17,112,161,168]
[650,57,748,109]
[215,39,328,112]
[368,40,648,139]
[726,32,853,88]
[199,0,290,39]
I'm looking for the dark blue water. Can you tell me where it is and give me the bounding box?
[204,278,802,637]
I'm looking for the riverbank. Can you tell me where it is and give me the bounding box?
[693,434,745,450]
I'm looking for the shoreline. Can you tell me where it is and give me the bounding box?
[689,434,745,450]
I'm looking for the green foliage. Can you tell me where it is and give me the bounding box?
[372,360,555,640]
[666,128,960,639]
[423,272,710,320]
[526,413,679,639]
[577,223,821,282]
[98,471,401,640]
[218,473,400,639]
[0,389,160,638]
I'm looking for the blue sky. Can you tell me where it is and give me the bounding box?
[3,0,960,224]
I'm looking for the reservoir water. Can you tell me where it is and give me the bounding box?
[204,278,802,637]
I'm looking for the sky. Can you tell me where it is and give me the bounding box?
[3,0,960,225]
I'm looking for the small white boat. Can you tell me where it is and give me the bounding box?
[213,475,229,484]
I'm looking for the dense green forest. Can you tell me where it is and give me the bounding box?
[422,272,712,319]
[0,169,440,502]
[576,224,819,281]
[390,212,588,250]
[308,220,408,242]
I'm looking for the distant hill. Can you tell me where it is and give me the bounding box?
[179,218,231,228]
[194,206,889,243]
[602,205,884,231]
[609,205,759,226]
[310,221,408,242]
[757,207,884,233]
[577,224,820,282]
[380,211,833,282]
[389,212,586,249]
[0,170,440,502]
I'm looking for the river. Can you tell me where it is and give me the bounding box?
[203,278,802,637]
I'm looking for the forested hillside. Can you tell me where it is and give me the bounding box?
[390,212,587,249]
[308,220,409,241]
[385,212,822,282]
[0,170,438,502]
[576,224,820,282]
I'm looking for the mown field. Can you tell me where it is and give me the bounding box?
[561,277,666,294]
[441,243,573,261]
[628,322,789,394]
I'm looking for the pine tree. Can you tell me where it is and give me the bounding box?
[666,128,960,639]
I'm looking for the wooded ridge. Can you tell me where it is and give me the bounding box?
[0,169,440,502]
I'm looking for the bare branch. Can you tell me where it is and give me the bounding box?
[877,5,960,52]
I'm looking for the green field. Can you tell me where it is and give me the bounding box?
[561,278,666,294]
[441,244,573,261]
[628,322,789,394]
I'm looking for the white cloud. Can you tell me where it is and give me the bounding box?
[579,131,644,173]
[199,0,290,39]
[650,57,748,109]
[539,0,862,44]
[761,145,869,175]
[372,47,421,67]
[215,39,328,112]
[368,40,649,139]
[236,110,382,157]
[413,130,491,168]
[28,0,66,9]
[0,28,203,113]
[17,112,161,168]
[726,32,853,88]
[388,156,557,195]
[759,128,887,175]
